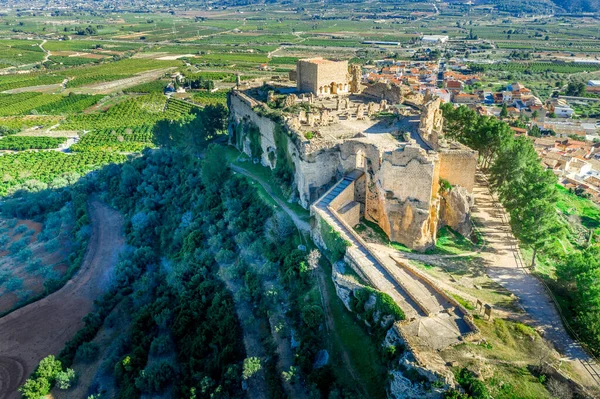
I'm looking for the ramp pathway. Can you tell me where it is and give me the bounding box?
[313,172,473,350]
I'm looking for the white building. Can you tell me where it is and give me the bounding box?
[554,105,574,118]
[422,35,449,44]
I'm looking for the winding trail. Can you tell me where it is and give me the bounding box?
[39,40,51,64]
[0,201,124,399]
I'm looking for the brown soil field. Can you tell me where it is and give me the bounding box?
[0,201,124,399]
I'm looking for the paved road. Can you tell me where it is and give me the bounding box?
[472,174,599,385]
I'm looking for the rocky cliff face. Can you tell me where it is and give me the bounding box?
[439,186,474,238]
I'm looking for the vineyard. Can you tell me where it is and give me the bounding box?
[0,136,67,151]
[0,151,126,196]
[71,126,155,153]
[472,61,600,74]
[64,58,182,88]
[0,116,62,132]
[49,55,103,67]
[191,90,228,106]
[0,40,44,68]
[0,93,61,117]
[123,80,167,93]
[0,93,102,117]
[60,94,190,130]
[35,94,104,115]
[165,98,199,117]
[0,73,65,92]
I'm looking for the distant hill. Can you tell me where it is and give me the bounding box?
[550,0,599,12]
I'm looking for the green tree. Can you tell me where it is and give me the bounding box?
[499,103,509,119]
[19,377,51,399]
[531,110,539,121]
[55,368,76,390]
[201,144,230,191]
[489,136,539,195]
[36,355,62,380]
[242,357,262,380]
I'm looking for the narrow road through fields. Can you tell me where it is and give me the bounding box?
[0,201,124,399]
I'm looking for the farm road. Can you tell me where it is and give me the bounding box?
[0,200,124,399]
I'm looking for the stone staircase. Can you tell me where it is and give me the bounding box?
[313,171,475,349]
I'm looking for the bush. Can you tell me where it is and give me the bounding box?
[55,368,76,390]
[19,377,51,399]
[134,361,175,393]
[19,355,63,398]
[15,224,29,234]
[76,342,100,362]
[456,368,490,399]
[37,355,62,380]
[243,357,262,380]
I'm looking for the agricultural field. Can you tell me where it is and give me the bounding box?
[0,136,67,151]
[71,126,155,153]
[0,215,72,315]
[191,90,228,106]
[0,3,600,399]
[472,61,600,74]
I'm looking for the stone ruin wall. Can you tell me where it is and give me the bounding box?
[361,82,426,108]
[370,147,440,250]
[438,149,478,193]
[229,91,342,208]
[229,89,477,251]
[418,98,444,150]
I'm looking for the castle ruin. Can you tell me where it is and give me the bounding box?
[228,62,477,251]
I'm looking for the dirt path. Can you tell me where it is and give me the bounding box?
[472,173,600,386]
[0,201,125,399]
[230,165,310,232]
[40,40,51,64]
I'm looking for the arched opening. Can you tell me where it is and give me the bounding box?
[330,82,336,94]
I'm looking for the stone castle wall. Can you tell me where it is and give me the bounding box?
[229,89,476,251]
[438,149,478,192]
[297,60,319,94]
[229,91,341,208]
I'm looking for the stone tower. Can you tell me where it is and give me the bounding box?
[349,64,362,94]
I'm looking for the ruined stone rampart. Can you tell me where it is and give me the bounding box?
[391,257,480,341]
[362,82,407,104]
[439,148,478,193]
[380,146,436,205]
[230,91,342,207]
